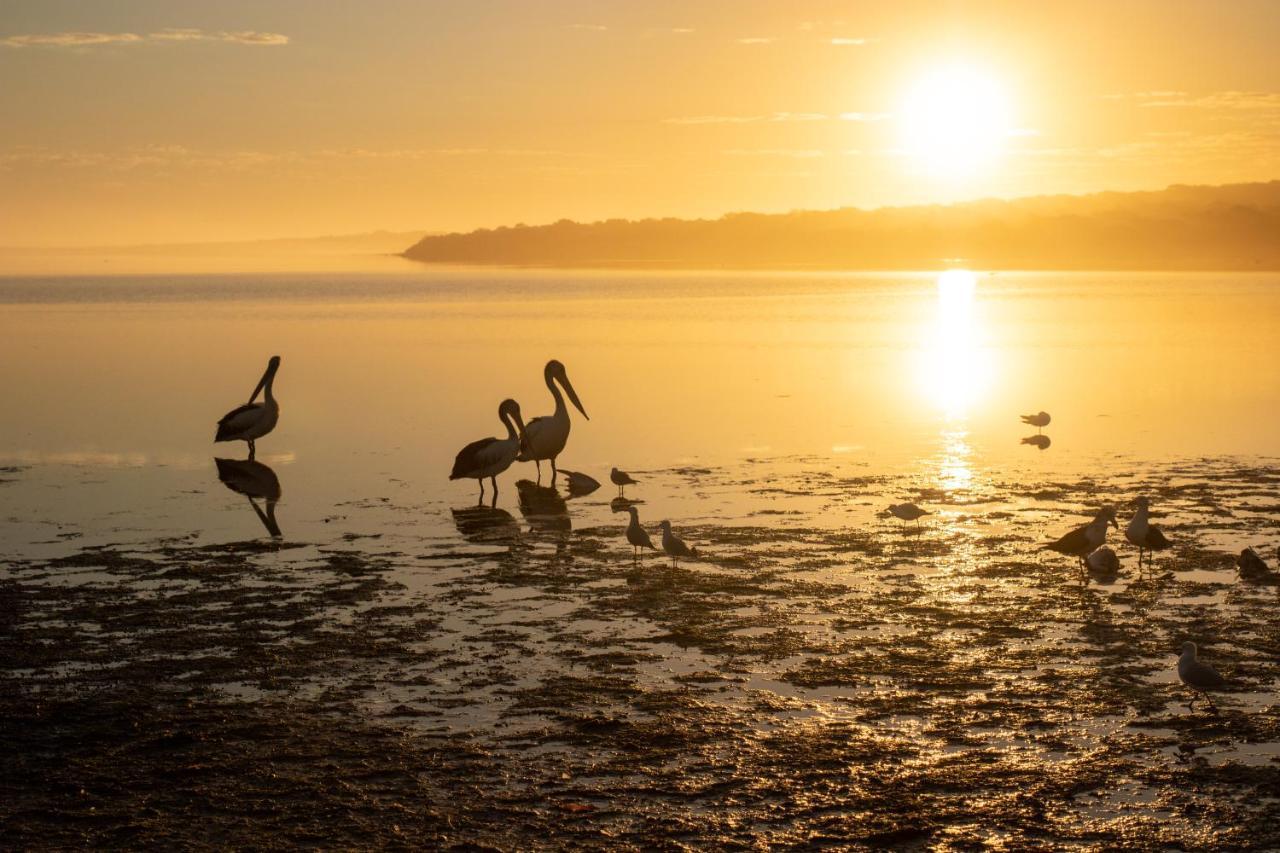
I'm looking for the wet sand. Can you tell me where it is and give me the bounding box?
[4,457,1280,848]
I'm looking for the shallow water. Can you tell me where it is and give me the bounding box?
[3,269,1280,846]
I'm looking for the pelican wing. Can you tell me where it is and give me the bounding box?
[450,437,500,479]
[215,402,265,441]
[517,416,550,460]
[1044,524,1089,556]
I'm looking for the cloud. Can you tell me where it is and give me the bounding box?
[736,37,774,45]
[829,37,869,45]
[1,28,289,48]
[1140,90,1280,111]
[724,149,825,159]
[665,112,829,124]
[567,24,608,32]
[838,112,889,122]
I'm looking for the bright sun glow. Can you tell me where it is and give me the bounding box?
[918,269,995,417]
[900,64,1011,178]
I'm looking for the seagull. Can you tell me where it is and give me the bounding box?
[611,467,638,496]
[1177,641,1226,711]
[887,503,930,528]
[517,360,589,486]
[214,355,281,460]
[560,470,601,498]
[450,399,526,504]
[1236,547,1275,582]
[1043,507,1118,570]
[1086,545,1120,578]
[624,505,656,560]
[658,520,697,567]
[1020,411,1051,433]
[1125,496,1173,564]
[1021,434,1051,450]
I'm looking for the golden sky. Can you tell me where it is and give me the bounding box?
[2,0,1279,246]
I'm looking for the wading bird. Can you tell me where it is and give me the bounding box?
[450,399,527,504]
[1125,496,1172,565]
[624,505,656,560]
[1020,411,1051,433]
[887,502,930,528]
[658,520,697,567]
[1177,641,1226,712]
[215,355,281,460]
[518,360,588,486]
[1044,506,1118,570]
[611,467,638,496]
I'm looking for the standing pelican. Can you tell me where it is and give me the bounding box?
[1125,496,1172,565]
[518,359,589,485]
[1020,411,1051,433]
[658,520,697,567]
[450,399,527,504]
[611,467,638,496]
[1043,506,1118,570]
[624,505,656,561]
[215,356,281,460]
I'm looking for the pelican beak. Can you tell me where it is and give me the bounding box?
[562,374,589,420]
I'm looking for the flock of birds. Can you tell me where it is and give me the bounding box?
[216,363,1268,712]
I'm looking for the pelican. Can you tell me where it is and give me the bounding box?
[1043,506,1118,570]
[624,505,656,560]
[658,520,697,567]
[1177,641,1226,711]
[1020,411,1051,433]
[1125,496,1173,564]
[611,467,638,496]
[517,360,588,485]
[450,399,527,504]
[214,356,281,460]
[560,470,602,498]
[887,503,930,528]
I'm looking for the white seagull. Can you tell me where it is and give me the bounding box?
[450,398,527,503]
[1043,507,1118,570]
[625,505,656,560]
[215,355,281,460]
[1020,411,1051,433]
[1125,496,1173,564]
[611,467,638,496]
[517,359,588,486]
[658,520,697,567]
[1177,641,1226,711]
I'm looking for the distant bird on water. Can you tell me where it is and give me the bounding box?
[1043,506,1118,570]
[450,398,527,504]
[1125,496,1173,564]
[215,355,281,461]
[887,503,930,528]
[518,359,589,487]
[611,467,638,496]
[1020,411,1051,433]
[624,505,656,560]
[658,520,697,567]
[1178,641,1226,711]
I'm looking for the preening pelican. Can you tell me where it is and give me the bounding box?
[560,470,602,498]
[658,520,697,567]
[1044,506,1118,570]
[215,356,281,460]
[611,467,638,496]
[1125,496,1172,564]
[450,399,526,504]
[1020,411,1051,433]
[518,359,589,485]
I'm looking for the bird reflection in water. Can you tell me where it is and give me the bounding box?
[214,457,282,538]
[610,496,643,513]
[516,479,570,534]
[1021,434,1051,450]
[451,505,522,548]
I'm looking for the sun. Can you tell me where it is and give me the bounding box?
[899,64,1011,179]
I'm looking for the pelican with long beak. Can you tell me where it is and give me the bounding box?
[517,359,589,485]
[215,356,281,460]
[450,398,527,504]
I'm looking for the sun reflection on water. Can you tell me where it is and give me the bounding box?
[917,269,994,419]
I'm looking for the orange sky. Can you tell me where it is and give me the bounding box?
[2,0,1279,246]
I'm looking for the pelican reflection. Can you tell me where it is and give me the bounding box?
[215,457,282,538]
[516,479,571,536]
[451,505,521,547]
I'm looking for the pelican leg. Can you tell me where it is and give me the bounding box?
[477,479,485,505]
[491,476,499,499]
[535,459,542,483]
[247,439,256,461]
[551,458,558,486]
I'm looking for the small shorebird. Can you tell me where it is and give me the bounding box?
[1177,641,1226,711]
[625,505,656,560]
[560,470,601,498]
[1125,496,1172,564]
[450,399,527,504]
[1086,545,1120,578]
[658,520,697,567]
[214,355,281,460]
[1043,507,1118,570]
[518,360,589,486]
[887,503,930,528]
[1020,411,1051,433]
[611,467,638,496]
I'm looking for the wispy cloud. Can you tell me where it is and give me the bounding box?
[736,37,775,45]
[567,23,608,32]
[829,37,869,46]
[1,28,290,48]
[665,112,829,125]
[1140,90,1280,111]
[838,112,889,122]
[724,148,825,158]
